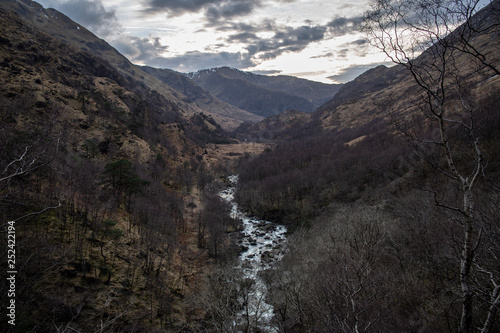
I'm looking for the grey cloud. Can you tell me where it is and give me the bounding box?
[310,52,334,59]
[260,19,277,31]
[215,22,257,32]
[351,39,370,57]
[113,36,169,62]
[286,25,326,43]
[215,20,275,33]
[145,0,220,14]
[206,0,262,22]
[240,25,326,61]
[333,39,371,59]
[115,8,368,78]
[112,40,140,58]
[207,43,228,50]
[44,0,120,37]
[236,22,326,47]
[352,39,368,45]
[336,48,350,59]
[142,51,255,72]
[111,32,256,73]
[144,0,262,20]
[112,32,255,72]
[219,13,366,65]
[327,16,363,36]
[327,64,375,83]
[227,32,259,43]
[288,70,329,78]
[252,69,282,75]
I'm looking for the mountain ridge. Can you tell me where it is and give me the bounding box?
[186,66,342,117]
[141,65,264,129]
[2,0,500,331]
[0,2,239,330]
[0,0,263,130]
[3,0,341,127]
[232,2,500,331]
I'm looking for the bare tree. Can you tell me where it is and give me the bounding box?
[0,123,62,224]
[198,264,274,333]
[362,1,500,331]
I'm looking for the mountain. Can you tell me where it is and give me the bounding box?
[315,1,500,134]
[235,16,500,218]
[314,63,411,131]
[0,1,237,331]
[3,0,499,331]
[2,0,189,108]
[141,66,263,128]
[234,2,500,331]
[187,66,342,117]
[0,0,261,130]
[1,0,339,128]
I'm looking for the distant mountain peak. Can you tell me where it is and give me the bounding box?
[186,67,342,118]
[186,66,257,81]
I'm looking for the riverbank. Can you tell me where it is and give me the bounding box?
[218,175,287,332]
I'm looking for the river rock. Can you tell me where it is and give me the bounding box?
[242,260,253,269]
[261,251,275,263]
[269,225,278,232]
[218,175,288,327]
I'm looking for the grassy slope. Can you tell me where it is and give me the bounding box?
[0,3,236,331]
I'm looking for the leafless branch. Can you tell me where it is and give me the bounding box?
[12,198,63,222]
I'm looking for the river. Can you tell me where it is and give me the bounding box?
[218,175,288,332]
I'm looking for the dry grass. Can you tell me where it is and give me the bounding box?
[203,142,275,168]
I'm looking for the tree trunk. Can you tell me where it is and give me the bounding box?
[460,188,474,333]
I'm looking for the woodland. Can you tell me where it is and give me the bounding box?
[1,0,500,332]
[234,1,500,331]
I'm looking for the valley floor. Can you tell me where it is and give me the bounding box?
[203,142,275,168]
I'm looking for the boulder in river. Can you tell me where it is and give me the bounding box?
[261,251,275,263]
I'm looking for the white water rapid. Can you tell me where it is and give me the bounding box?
[218,175,287,332]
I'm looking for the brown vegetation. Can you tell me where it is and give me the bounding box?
[0,2,240,330]
[234,1,500,331]
[1,0,499,331]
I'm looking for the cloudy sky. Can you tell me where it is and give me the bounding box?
[36,0,393,83]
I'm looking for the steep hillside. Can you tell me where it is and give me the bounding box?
[317,64,407,117]
[187,67,340,117]
[230,65,409,142]
[237,0,500,227]
[232,109,312,142]
[1,0,192,107]
[0,0,257,129]
[235,1,500,331]
[141,66,263,129]
[315,3,500,134]
[0,2,237,331]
